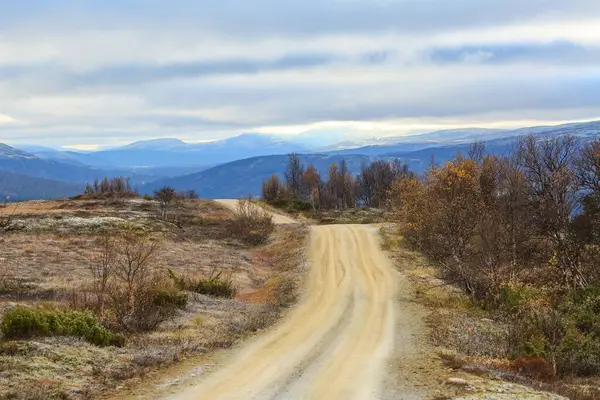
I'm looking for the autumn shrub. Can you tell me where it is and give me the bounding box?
[226,198,274,245]
[390,136,600,380]
[168,269,236,298]
[1,306,124,347]
[513,356,556,381]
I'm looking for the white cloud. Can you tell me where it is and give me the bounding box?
[0,114,21,125]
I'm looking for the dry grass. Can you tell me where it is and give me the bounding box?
[0,199,308,399]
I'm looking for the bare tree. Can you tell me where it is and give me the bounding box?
[575,139,600,194]
[284,153,305,198]
[262,174,283,203]
[573,139,600,248]
[358,162,375,207]
[519,134,584,288]
[85,176,137,199]
[302,164,321,209]
[468,140,486,165]
[357,160,408,208]
[89,234,115,315]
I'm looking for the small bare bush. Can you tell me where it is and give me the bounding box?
[226,197,274,245]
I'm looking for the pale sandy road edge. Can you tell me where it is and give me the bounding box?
[214,199,298,225]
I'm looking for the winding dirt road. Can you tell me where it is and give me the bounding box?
[214,199,297,225]
[172,224,398,400]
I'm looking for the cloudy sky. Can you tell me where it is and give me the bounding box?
[1,0,600,149]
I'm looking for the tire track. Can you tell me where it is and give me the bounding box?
[171,225,398,400]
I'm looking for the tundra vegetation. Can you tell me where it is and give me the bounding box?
[0,191,305,399]
[388,135,600,398]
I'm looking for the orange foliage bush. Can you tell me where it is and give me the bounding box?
[513,356,556,381]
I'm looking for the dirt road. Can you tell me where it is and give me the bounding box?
[172,224,398,400]
[214,199,298,225]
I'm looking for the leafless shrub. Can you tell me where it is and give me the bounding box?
[226,197,274,245]
[111,231,160,312]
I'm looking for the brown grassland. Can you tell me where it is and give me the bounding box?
[0,198,307,399]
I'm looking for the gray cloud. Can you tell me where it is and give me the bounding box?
[429,41,600,65]
[1,0,600,146]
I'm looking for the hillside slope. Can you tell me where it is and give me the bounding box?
[0,144,117,183]
[0,171,83,201]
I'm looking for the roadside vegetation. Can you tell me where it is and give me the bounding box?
[387,135,600,399]
[0,191,305,399]
[261,153,410,223]
[226,197,274,245]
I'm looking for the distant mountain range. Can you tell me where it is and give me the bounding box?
[2,119,600,200]
[324,121,600,157]
[19,133,308,168]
